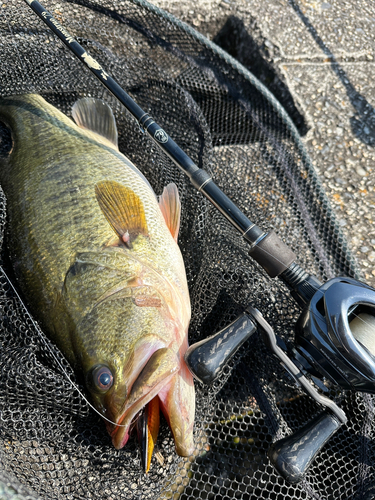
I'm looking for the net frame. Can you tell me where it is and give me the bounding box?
[0,1,371,499]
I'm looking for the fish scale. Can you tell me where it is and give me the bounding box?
[1,97,186,308]
[0,93,195,464]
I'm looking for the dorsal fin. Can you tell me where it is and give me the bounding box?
[95,181,148,246]
[158,183,181,242]
[72,98,118,149]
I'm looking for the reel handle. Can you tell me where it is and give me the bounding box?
[268,411,342,483]
[184,313,257,384]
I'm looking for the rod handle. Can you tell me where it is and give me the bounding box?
[268,411,342,483]
[184,313,257,384]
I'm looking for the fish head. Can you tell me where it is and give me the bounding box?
[73,293,194,454]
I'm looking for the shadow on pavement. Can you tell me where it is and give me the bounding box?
[213,15,309,137]
[289,0,375,146]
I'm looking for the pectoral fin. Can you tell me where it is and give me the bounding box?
[158,183,181,242]
[95,180,148,246]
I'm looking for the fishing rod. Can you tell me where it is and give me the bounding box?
[23,0,375,483]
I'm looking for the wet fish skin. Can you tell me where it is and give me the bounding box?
[0,94,195,456]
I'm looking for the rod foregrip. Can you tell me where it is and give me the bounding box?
[268,411,342,483]
[184,313,257,384]
[248,231,296,278]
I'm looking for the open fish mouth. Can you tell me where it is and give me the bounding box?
[108,347,179,450]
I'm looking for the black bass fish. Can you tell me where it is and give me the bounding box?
[0,94,195,463]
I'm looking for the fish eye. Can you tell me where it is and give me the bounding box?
[90,365,114,392]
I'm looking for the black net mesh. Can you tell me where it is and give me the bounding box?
[0,1,372,499]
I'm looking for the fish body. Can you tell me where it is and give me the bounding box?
[0,94,194,456]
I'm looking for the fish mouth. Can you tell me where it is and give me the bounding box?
[108,347,179,450]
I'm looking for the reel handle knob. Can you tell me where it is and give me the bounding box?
[184,313,257,384]
[268,411,342,483]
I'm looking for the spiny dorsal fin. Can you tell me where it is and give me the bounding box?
[95,181,148,246]
[158,183,181,242]
[72,98,118,149]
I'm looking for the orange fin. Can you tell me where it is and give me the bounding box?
[146,397,160,473]
[95,180,148,245]
[158,183,181,242]
[137,397,160,473]
[72,98,118,149]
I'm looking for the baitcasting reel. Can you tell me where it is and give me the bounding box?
[294,277,375,393]
[24,0,375,484]
[185,272,375,483]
